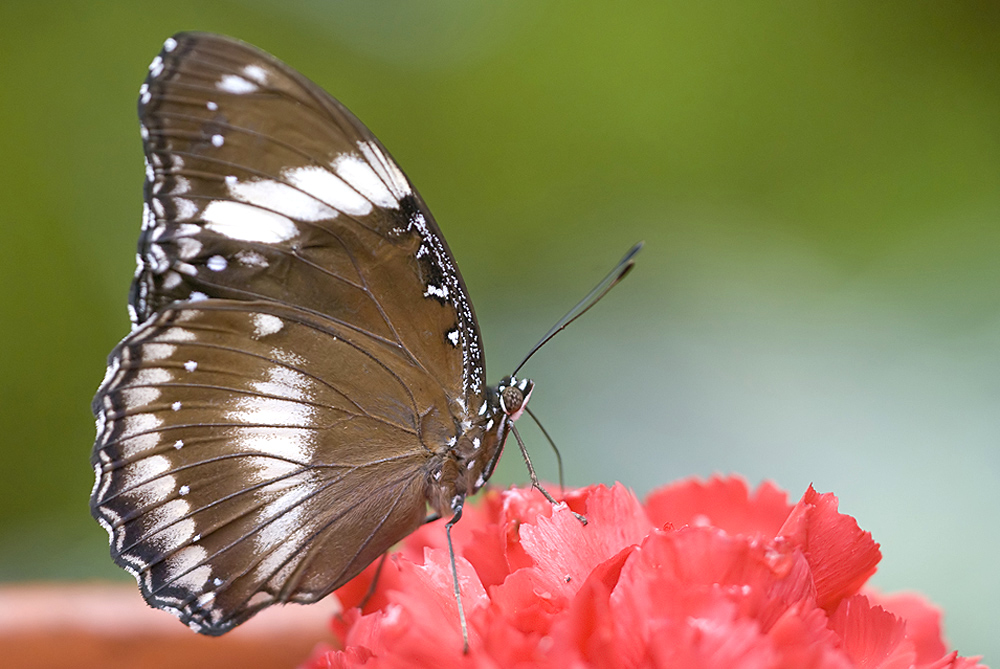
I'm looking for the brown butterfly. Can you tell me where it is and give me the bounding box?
[91,32,638,643]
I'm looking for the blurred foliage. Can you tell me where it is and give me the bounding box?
[1,0,997,662]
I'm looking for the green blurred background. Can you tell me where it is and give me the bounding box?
[1,0,997,661]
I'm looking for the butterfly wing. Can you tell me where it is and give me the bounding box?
[134,31,486,409]
[92,32,487,634]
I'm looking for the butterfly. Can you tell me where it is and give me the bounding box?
[91,32,638,641]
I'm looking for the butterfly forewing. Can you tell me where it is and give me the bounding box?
[134,32,484,410]
[93,32,498,634]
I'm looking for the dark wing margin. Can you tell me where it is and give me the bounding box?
[91,301,438,633]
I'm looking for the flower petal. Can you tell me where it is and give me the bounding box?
[828,594,917,669]
[778,485,882,611]
[517,484,651,599]
[338,549,487,665]
[312,481,981,668]
[645,475,793,537]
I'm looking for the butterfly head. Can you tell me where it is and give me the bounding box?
[497,375,534,423]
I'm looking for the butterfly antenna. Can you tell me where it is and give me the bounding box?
[524,406,565,495]
[512,242,643,376]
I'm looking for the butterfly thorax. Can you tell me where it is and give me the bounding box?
[424,376,534,517]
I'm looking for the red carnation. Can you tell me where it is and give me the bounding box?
[305,477,985,669]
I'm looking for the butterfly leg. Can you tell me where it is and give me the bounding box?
[357,513,442,609]
[510,425,587,525]
[445,506,470,653]
[356,552,390,610]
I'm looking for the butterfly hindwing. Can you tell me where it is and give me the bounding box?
[92,300,443,633]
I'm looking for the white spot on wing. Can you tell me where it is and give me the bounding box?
[226,177,337,222]
[133,367,172,386]
[163,545,212,591]
[143,343,177,361]
[171,176,191,195]
[424,284,449,299]
[211,134,224,147]
[142,202,155,230]
[332,153,399,209]
[101,355,121,388]
[242,64,269,84]
[225,359,318,479]
[146,243,169,273]
[121,454,172,495]
[246,455,303,484]
[175,236,202,260]
[357,141,411,199]
[235,250,268,268]
[284,166,372,216]
[121,386,161,408]
[119,432,164,461]
[163,326,198,341]
[149,56,164,77]
[206,255,227,272]
[164,37,177,52]
[162,271,182,289]
[172,261,191,279]
[202,200,299,243]
[252,364,310,400]
[217,74,257,94]
[251,484,314,577]
[143,498,195,553]
[252,313,283,338]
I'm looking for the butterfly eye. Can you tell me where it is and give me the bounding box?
[501,385,523,414]
[499,379,534,422]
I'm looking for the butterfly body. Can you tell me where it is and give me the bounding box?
[92,32,527,635]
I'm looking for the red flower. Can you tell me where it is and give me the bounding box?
[304,477,985,669]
